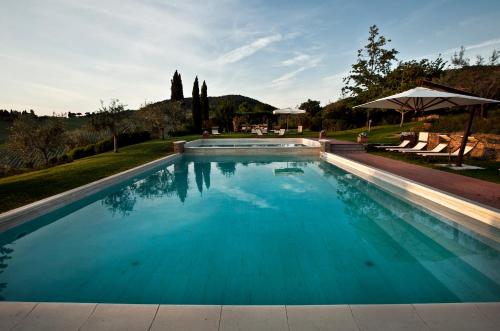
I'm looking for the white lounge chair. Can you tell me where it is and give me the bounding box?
[297,125,303,133]
[375,140,410,149]
[400,143,448,154]
[211,127,220,135]
[418,145,474,157]
[388,141,427,152]
[256,129,264,136]
[278,129,286,136]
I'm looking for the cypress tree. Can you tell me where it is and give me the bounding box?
[200,80,209,122]
[192,76,202,132]
[170,70,184,101]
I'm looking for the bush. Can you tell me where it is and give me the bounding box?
[83,144,96,157]
[57,154,72,164]
[94,139,113,154]
[68,147,87,160]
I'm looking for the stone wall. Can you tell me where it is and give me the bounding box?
[447,133,500,160]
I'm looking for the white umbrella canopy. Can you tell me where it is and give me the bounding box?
[354,86,500,167]
[354,87,499,112]
[273,107,306,115]
[273,107,306,131]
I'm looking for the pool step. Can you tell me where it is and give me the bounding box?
[330,143,366,153]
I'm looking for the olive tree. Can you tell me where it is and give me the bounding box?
[90,99,129,152]
[7,115,66,167]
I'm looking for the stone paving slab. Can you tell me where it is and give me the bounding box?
[1,302,499,331]
[219,305,289,331]
[79,303,158,331]
[0,302,37,331]
[10,302,96,331]
[350,304,429,331]
[413,303,498,331]
[149,305,221,331]
[286,305,359,331]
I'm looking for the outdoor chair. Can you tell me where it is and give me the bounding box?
[400,143,448,154]
[211,127,220,135]
[256,129,264,136]
[297,125,303,133]
[374,140,410,149]
[417,145,475,158]
[278,129,286,136]
[387,141,427,152]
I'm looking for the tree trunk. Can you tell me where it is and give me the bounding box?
[42,150,49,166]
[161,127,165,140]
[400,111,404,127]
[113,134,118,153]
[456,108,475,167]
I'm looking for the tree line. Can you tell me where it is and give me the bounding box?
[299,25,500,130]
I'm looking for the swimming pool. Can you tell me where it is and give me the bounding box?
[0,155,499,304]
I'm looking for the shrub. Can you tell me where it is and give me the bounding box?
[94,139,113,154]
[68,147,87,160]
[83,144,96,157]
[57,154,72,164]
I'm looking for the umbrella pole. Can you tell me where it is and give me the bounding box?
[286,115,289,132]
[456,107,475,167]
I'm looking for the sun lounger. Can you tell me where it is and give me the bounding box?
[387,141,427,152]
[256,129,264,136]
[417,145,474,157]
[400,143,448,154]
[211,128,220,135]
[278,129,286,136]
[375,140,410,149]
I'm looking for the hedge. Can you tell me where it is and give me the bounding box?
[64,131,151,162]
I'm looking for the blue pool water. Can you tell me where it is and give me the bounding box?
[0,155,499,304]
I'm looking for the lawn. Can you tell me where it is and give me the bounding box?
[0,139,182,213]
[328,122,423,143]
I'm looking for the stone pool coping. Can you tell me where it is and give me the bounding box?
[0,153,182,233]
[1,301,499,330]
[184,138,321,156]
[321,152,500,243]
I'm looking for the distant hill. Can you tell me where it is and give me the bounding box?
[151,94,276,112]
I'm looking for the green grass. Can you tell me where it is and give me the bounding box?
[370,150,500,183]
[329,122,423,143]
[0,139,181,213]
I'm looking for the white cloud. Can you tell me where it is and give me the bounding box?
[216,34,283,64]
[270,56,322,89]
[282,53,310,66]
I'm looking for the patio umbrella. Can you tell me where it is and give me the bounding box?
[354,87,500,166]
[273,107,306,131]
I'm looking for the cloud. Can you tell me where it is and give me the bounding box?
[270,56,322,89]
[282,53,310,66]
[221,187,273,209]
[217,34,283,64]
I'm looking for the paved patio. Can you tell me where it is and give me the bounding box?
[1,302,499,331]
[337,151,500,209]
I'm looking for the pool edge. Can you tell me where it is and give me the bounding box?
[0,153,182,233]
[1,301,498,330]
[321,152,500,236]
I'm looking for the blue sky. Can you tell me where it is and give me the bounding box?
[1,0,500,114]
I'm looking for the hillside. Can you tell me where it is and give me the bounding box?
[151,94,276,113]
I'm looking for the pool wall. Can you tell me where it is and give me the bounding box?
[185,138,320,155]
[0,153,181,233]
[321,152,500,240]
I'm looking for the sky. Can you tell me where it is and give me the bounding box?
[1,0,500,115]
